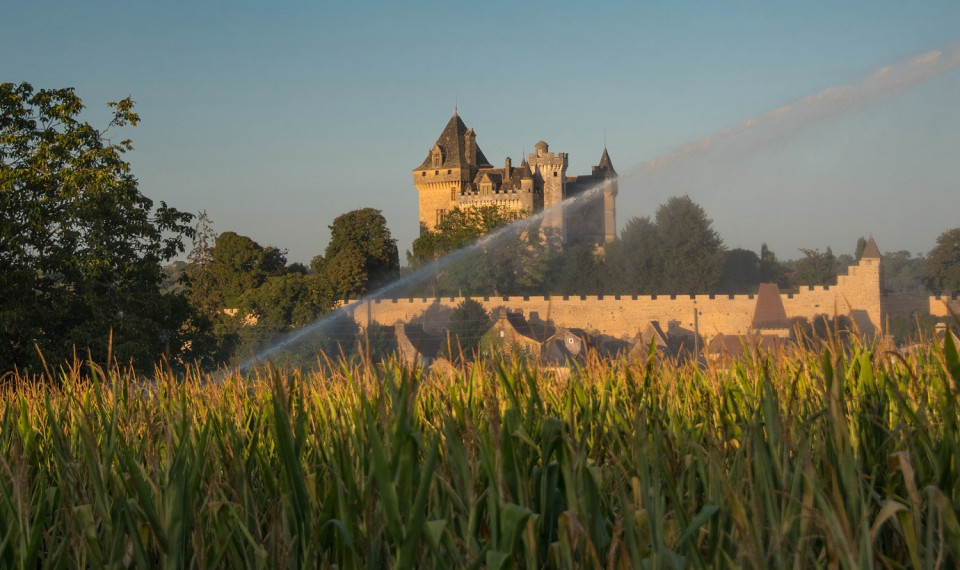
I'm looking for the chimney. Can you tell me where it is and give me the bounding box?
[505,157,512,178]
[464,129,476,165]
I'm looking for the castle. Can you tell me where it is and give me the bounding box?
[393,115,957,352]
[413,112,618,247]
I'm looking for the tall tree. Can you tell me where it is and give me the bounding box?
[654,195,725,294]
[410,205,518,264]
[186,210,219,318]
[792,248,837,287]
[409,205,524,296]
[209,231,287,307]
[604,216,661,293]
[923,227,960,294]
[319,208,398,297]
[719,248,761,294]
[549,243,606,295]
[0,82,194,371]
[759,243,790,288]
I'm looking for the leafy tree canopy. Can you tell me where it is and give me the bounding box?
[0,82,194,371]
[882,250,926,293]
[718,248,761,294]
[209,231,287,306]
[410,205,519,263]
[606,196,725,295]
[759,243,791,289]
[923,227,960,295]
[655,195,726,294]
[792,248,838,287]
[318,208,398,297]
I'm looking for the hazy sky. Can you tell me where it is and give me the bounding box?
[4,1,959,264]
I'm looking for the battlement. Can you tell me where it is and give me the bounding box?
[349,253,886,340]
[930,295,960,317]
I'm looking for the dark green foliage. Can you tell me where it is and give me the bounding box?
[655,196,725,293]
[238,273,326,331]
[606,196,725,294]
[604,216,661,293]
[410,205,518,263]
[209,231,287,306]
[321,208,399,296]
[792,247,838,287]
[319,247,368,301]
[759,243,791,288]
[0,82,194,371]
[883,250,927,293]
[547,243,605,295]
[718,248,760,294]
[409,205,544,297]
[923,227,960,294]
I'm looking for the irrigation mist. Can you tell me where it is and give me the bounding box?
[241,44,960,370]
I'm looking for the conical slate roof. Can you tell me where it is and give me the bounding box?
[861,235,881,259]
[597,148,616,175]
[415,113,492,170]
[752,283,790,330]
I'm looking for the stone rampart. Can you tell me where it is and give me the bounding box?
[347,256,891,341]
[349,294,762,340]
[930,295,960,318]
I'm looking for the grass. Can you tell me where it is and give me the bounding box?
[2,333,960,568]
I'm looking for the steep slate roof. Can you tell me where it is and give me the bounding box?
[861,236,881,259]
[415,113,492,170]
[752,283,790,330]
[472,165,530,193]
[593,147,617,177]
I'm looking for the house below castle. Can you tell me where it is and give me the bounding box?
[413,112,618,247]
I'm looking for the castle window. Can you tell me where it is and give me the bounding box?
[451,188,457,200]
[447,169,451,174]
[421,172,426,177]
[553,172,558,177]
[435,171,439,175]
[433,151,442,167]
[436,209,446,225]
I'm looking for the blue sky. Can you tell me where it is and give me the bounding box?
[5,1,959,264]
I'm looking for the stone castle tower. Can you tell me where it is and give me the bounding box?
[413,112,617,247]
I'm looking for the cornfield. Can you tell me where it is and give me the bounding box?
[3,334,960,568]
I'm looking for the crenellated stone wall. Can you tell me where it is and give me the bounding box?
[930,295,960,318]
[346,256,893,342]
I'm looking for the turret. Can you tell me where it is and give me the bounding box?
[528,141,568,245]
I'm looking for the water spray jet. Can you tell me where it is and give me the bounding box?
[240,44,960,371]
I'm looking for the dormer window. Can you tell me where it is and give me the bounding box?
[431,144,443,168]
